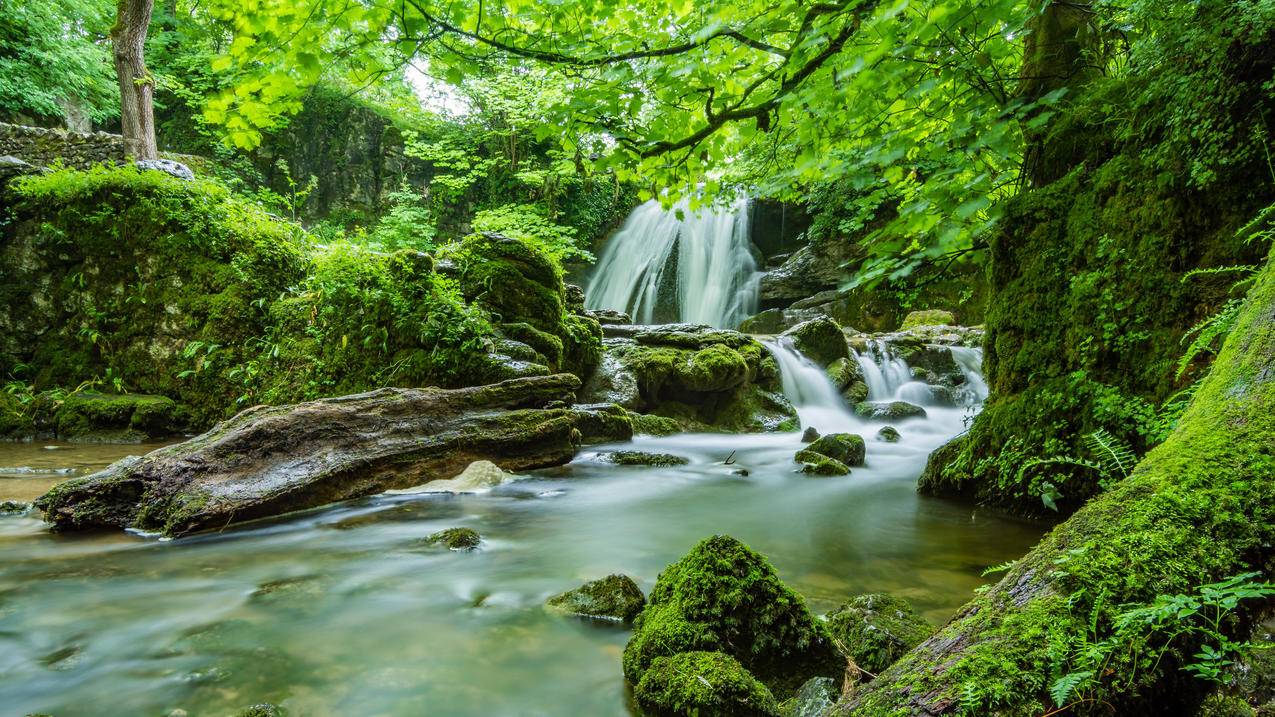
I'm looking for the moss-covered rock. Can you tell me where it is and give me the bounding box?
[824,593,932,674]
[233,705,287,717]
[546,574,646,622]
[794,450,852,477]
[806,433,866,467]
[876,426,901,442]
[899,310,955,330]
[601,450,689,467]
[0,500,31,515]
[52,391,189,442]
[635,651,780,717]
[853,401,926,421]
[779,676,838,717]
[780,318,849,368]
[423,527,481,550]
[629,412,682,436]
[623,535,842,698]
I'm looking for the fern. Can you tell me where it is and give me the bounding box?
[981,559,1017,577]
[1085,429,1138,480]
[1176,297,1245,379]
[1179,264,1257,282]
[1050,670,1094,708]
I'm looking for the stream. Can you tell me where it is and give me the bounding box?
[0,343,1045,716]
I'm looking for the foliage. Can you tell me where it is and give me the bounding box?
[471,203,588,263]
[367,182,437,251]
[0,0,117,124]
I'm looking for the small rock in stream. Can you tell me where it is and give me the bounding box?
[800,426,819,443]
[423,527,482,550]
[600,450,690,467]
[0,500,31,515]
[854,400,927,421]
[877,426,901,442]
[546,574,646,622]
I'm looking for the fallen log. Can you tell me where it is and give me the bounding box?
[35,374,629,536]
[840,245,1275,715]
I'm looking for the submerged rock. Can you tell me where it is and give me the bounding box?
[601,451,689,467]
[899,309,955,330]
[623,535,842,698]
[854,401,927,421]
[385,460,513,494]
[36,375,598,536]
[635,651,780,717]
[806,433,865,467]
[780,317,849,368]
[424,527,481,550]
[876,426,901,442]
[794,450,851,477]
[825,593,932,674]
[546,574,646,622]
[0,500,31,515]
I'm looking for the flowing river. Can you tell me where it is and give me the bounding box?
[0,344,1045,716]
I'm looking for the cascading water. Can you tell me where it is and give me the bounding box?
[764,338,854,432]
[585,197,760,328]
[852,340,914,400]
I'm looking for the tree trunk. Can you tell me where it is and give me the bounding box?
[840,242,1275,715]
[113,0,157,160]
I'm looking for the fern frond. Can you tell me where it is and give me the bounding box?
[1085,429,1138,480]
[1176,298,1244,379]
[1050,670,1094,708]
[981,560,1017,577]
[1180,264,1257,283]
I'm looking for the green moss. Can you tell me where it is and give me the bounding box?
[899,309,956,330]
[423,527,481,550]
[624,535,842,698]
[794,450,852,476]
[602,450,690,467]
[546,574,646,622]
[635,651,780,717]
[805,433,866,467]
[824,593,932,674]
[53,391,188,442]
[233,705,287,717]
[452,232,564,332]
[781,317,849,367]
[630,412,682,436]
[677,345,751,392]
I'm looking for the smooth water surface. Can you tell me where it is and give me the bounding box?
[0,441,174,502]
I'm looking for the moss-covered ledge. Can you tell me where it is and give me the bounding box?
[839,243,1275,715]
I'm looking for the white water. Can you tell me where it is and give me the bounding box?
[585,197,760,328]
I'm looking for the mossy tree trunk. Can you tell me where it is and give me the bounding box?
[113,0,157,160]
[841,244,1275,715]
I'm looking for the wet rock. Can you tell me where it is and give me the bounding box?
[629,412,682,436]
[36,375,597,536]
[794,450,851,477]
[780,318,849,368]
[825,356,865,392]
[571,403,635,444]
[806,433,866,467]
[581,351,641,409]
[385,460,513,494]
[780,676,837,717]
[601,451,689,467]
[546,574,646,622]
[424,527,481,550]
[825,593,932,674]
[233,705,287,717]
[895,344,963,386]
[917,434,967,497]
[136,158,195,180]
[624,535,842,697]
[733,468,751,476]
[635,651,780,717]
[899,309,955,330]
[800,427,820,443]
[738,307,824,335]
[586,308,632,325]
[876,426,901,442]
[854,401,927,421]
[564,283,587,313]
[0,500,31,515]
[53,391,189,443]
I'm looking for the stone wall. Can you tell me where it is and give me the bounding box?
[0,122,127,169]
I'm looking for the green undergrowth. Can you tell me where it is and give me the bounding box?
[0,165,598,430]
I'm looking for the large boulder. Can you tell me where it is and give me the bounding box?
[780,317,849,368]
[36,374,598,536]
[546,574,646,622]
[581,325,797,433]
[899,309,956,330]
[623,535,842,698]
[824,593,932,674]
[806,433,866,467]
[854,401,927,421]
[635,651,780,717]
[794,450,851,477]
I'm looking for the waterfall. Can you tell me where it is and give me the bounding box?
[949,346,990,404]
[764,338,855,432]
[585,197,760,328]
[852,341,913,400]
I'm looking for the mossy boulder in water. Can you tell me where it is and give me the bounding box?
[629,412,681,436]
[634,651,780,717]
[53,391,189,442]
[601,451,689,467]
[806,433,865,467]
[0,501,31,515]
[623,535,842,698]
[233,705,287,717]
[876,426,901,442]
[546,574,646,622]
[826,356,868,404]
[854,401,927,421]
[825,593,932,674]
[794,451,851,476]
[780,317,849,368]
[424,527,481,550]
[899,309,955,330]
